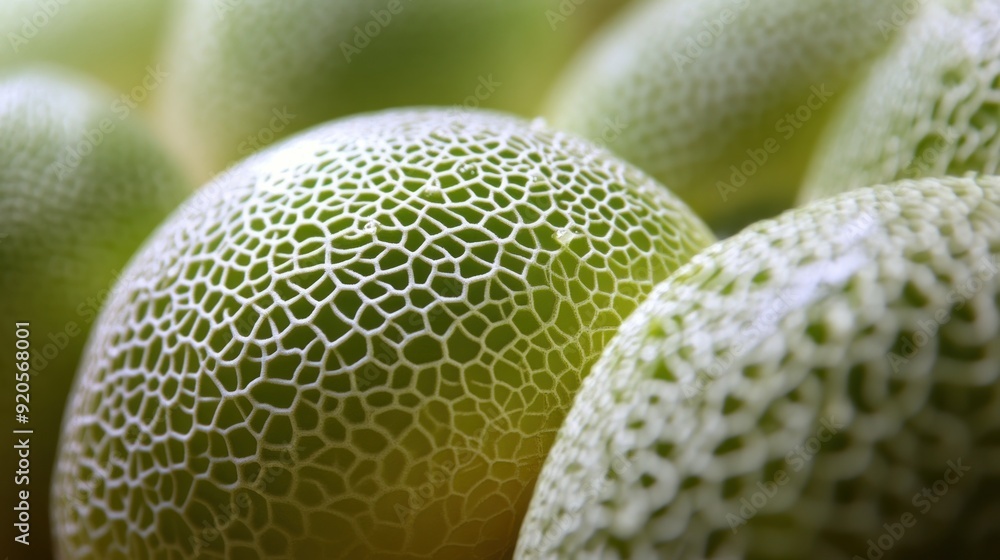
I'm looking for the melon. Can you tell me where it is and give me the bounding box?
[153,0,622,182]
[0,0,176,94]
[516,176,1000,559]
[52,108,714,559]
[543,0,910,234]
[800,0,1000,202]
[0,67,190,559]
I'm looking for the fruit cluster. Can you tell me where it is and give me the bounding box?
[1,1,998,559]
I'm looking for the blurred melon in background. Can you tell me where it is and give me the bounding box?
[152,0,632,183]
[800,0,1000,202]
[0,0,178,94]
[543,0,914,235]
[0,68,190,560]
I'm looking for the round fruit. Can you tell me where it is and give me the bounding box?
[153,0,618,182]
[0,0,175,93]
[544,0,907,234]
[52,108,714,559]
[0,67,189,559]
[516,176,1000,559]
[800,0,1000,202]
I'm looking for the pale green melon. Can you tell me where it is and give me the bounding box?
[0,0,176,93]
[800,0,1000,202]
[153,0,623,182]
[52,108,714,559]
[544,0,911,234]
[516,176,1000,559]
[0,68,190,559]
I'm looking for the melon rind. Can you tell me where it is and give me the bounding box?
[544,0,909,234]
[153,0,616,182]
[516,176,1000,559]
[52,108,714,559]
[800,0,1000,202]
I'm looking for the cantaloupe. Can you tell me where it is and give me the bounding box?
[544,0,911,234]
[0,67,190,559]
[516,176,1000,559]
[153,0,623,182]
[52,108,714,559]
[0,0,176,93]
[800,0,1000,202]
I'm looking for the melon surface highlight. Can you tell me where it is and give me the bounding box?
[154,0,618,182]
[516,176,1000,560]
[0,68,190,560]
[544,0,908,234]
[52,108,714,559]
[800,0,1000,202]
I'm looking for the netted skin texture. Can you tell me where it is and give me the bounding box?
[153,0,614,182]
[544,0,908,235]
[0,0,176,94]
[0,68,189,560]
[516,176,1000,560]
[52,108,715,560]
[801,0,1000,202]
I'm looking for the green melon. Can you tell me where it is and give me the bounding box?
[516,176,1000,559]
[800,0,1000,202]
[52,108,714,559]
[0,67,190,559]
[544,0,911,234]
[0,0,176,93]
[152,0,622,182]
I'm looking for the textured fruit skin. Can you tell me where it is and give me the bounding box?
[516,176,1000,560]
[153,0,620,182]
[544,0,906,234]
[52,109,714,559]
[801,0,1000,202]
[0,69,190,560]
[0,0,175,93]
